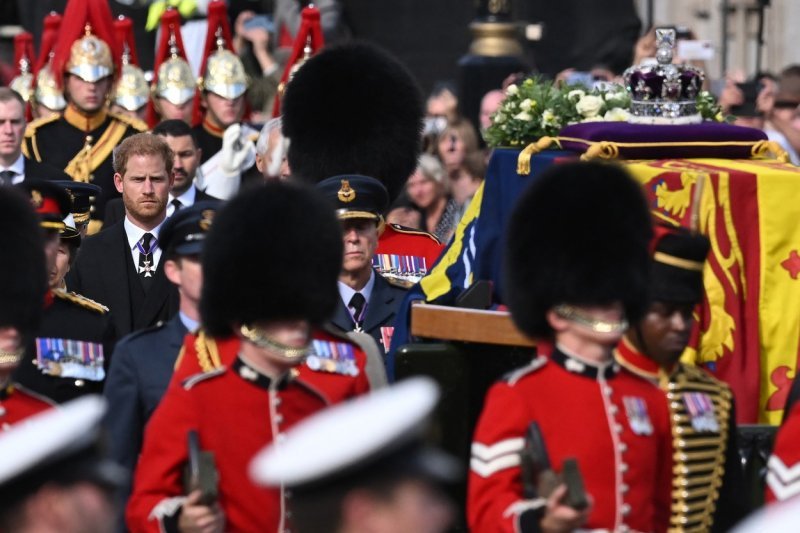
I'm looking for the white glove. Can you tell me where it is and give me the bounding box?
[220,124,256,176]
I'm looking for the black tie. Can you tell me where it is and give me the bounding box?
[170,198,183,213]
[138,233,156,291]
[348,293,367,330]
[0,170,14,185]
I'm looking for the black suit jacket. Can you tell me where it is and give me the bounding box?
[22,156,73,181]
[330,273,407,357]
[66,221,179,339]
[103,187,220,227]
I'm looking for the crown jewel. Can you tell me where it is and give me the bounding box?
[623,28,705,124]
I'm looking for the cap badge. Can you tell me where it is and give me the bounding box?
[31,190,43,208]
[199,209,215,231]
[338,180,356,203]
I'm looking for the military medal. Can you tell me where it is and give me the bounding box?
[622,396,653,436]
[372,254,428,287]
[137,239,158,277]
[684,392,719,432]
[35,337,105,381]
[306,340,360,377]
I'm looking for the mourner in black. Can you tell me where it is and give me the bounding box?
[0,88,72,185]
[318,175,408,358]
[104,120,220,226]
[13,181,116,403]
[67,134,179,341]
[20,0,147,228]
[104,201,218,532]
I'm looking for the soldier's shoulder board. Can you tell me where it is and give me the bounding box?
[54,290,109,314]
[122,321,167,342]
[12,382,57,406]
[182,367,226,390]
[387,223,441,244]
[24,113,60,138]
[108,110,149,132]
[503,355,548,385]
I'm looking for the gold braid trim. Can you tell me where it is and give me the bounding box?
[751,140,790,163]
[665,365,733,533]
[64,119,127,183]
[193,330,223,373]
[516,136,558,175]
[515,135,795,166]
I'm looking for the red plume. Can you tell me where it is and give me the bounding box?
[272,6,325,117]
[147,8,192,127]
[649,221,679,256]
[50,0,120,88]
[192,0,234,126]
[114,15,139,66]
[13,32,35,77]
[34,12,62,74]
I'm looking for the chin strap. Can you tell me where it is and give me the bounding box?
[553,304,629,334]
[239,324,312,361]
[0,348,24,366]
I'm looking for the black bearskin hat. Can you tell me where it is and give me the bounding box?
[282,42,424,201]
[649,226,710,305]
[0,188,47,341]
[504,162,653,339]
[200,182,343,337]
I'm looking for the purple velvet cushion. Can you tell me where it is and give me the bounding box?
[558,122,768,159]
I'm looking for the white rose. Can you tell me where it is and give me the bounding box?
[575,95,604,118]
[568,89,585,102]
[603,107,630,121]
[581,116,605,122]
[540,109,561,129]
[494,112,506,124]
[519,98,533,112]
[506,84,519,96]
[513,111,532,121]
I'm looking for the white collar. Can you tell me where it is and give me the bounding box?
[338,269,376,308]
[1,154,25,178]
[169,184,197,206]
[124,216,165,250]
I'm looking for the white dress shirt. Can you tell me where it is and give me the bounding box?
[167,185,198,217]
[0,154,26,184]
[124,217,165,273]
[337,270,376,323]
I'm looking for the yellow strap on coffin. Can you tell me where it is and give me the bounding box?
[516,136,791,175]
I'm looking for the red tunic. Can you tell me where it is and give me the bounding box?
[377,223,444,271]
[767,402,800,502]
[0,383,55,430]
[126,335,370,533]
[468,348,673,533]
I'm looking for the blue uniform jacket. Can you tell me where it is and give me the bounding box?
[103,314,188,531]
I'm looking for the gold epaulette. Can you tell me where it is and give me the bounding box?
[53,289,109,314]
[108,110,149,132]
[194,330,224,373]
[24,113,60,138]
[387,223,441,244]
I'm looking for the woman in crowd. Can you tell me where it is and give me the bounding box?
[405,154,460,243]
